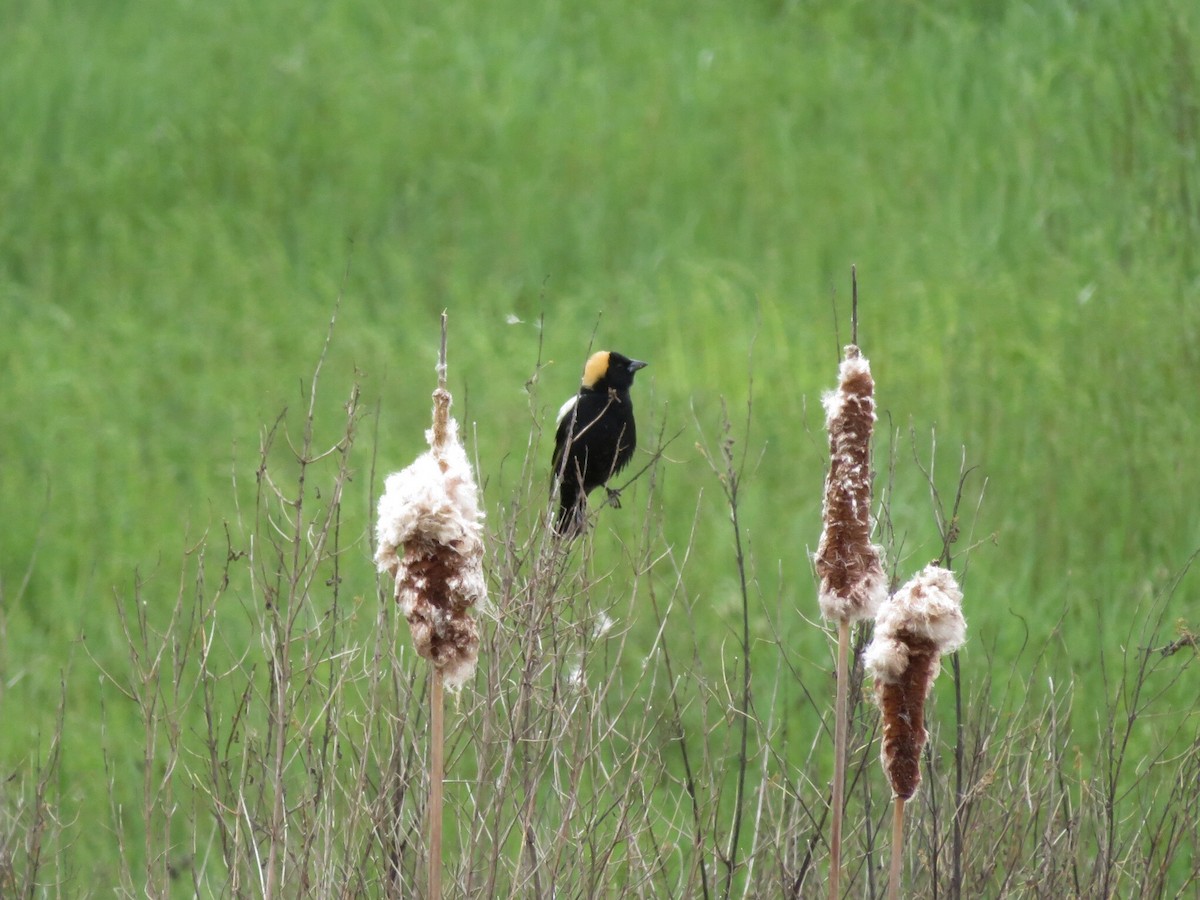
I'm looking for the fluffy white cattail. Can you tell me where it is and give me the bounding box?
[815,345,887,623]
[375,385,485,690]
[865,564,966,800]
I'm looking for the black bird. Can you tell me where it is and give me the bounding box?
[551,350,648,536]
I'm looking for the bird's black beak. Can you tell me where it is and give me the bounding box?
[628,359,648,373]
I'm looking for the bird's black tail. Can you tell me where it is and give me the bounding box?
[553,486,586,538]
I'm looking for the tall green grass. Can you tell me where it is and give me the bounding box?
[2,0,1198,890]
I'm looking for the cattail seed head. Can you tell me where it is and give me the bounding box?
[816,345,886,622]
[375,397,485,691]
[865,564,966,799]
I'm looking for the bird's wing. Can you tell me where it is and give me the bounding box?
[551,394,579,477]
[556,394,578,427]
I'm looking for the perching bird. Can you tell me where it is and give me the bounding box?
[551,350,648,536]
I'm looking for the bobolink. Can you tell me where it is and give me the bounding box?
[551,350,648,536]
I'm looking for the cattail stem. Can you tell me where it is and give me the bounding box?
[429,668,445,900]
[829,619,850,900]
[850,264,858,346]
[888,797,905,900]
[375,313,485,898]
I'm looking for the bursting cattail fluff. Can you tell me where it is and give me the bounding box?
[815,345,887,622]
[375,389,485,690]
[865,564,966,800]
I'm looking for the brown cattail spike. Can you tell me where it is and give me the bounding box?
[874,632,939,800]
[865,564,966,799]
[816,345,886,622]
[394,533,483,687]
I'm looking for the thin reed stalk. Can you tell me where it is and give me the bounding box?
[888,798,905,900]
[429,669,445,900]
[829,619,850,898]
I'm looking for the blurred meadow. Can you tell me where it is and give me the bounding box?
[2,0,1199,893]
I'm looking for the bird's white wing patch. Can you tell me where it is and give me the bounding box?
[556,394,578,427]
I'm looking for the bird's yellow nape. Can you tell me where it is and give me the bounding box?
[581,351,611,389]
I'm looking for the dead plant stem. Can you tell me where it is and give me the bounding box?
[429,668,445,900]
[889,798,905,900]
[829,618,850,900]
[721,436,753,900]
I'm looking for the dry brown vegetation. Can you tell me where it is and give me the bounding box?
[3,328,1198,899]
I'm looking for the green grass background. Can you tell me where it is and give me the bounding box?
[3,0,1198,884]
